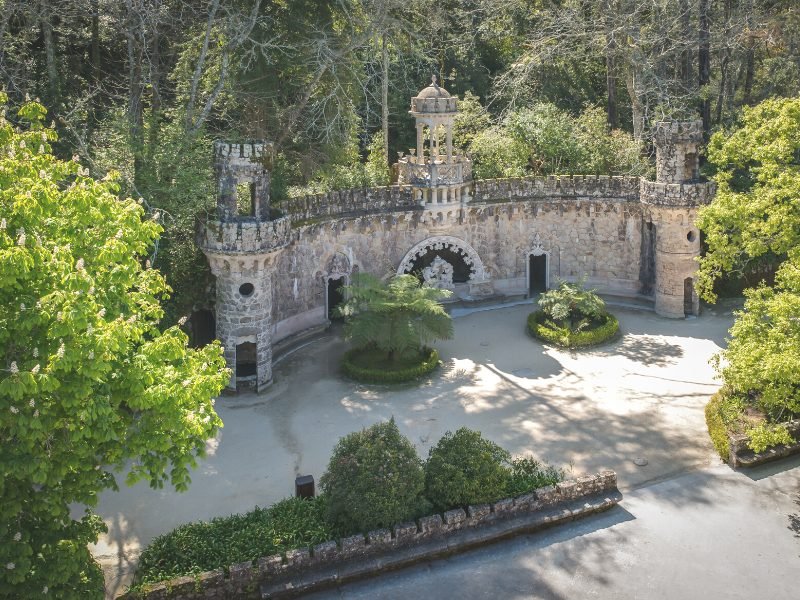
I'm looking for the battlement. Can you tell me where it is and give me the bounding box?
[653,120,704,146]
[472,175,641,202]
[213,140,273,170]
[280,185,417,222]
[197,216,292,255]
[639,180,716,207]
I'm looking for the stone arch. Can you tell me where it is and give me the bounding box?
[526,232,552,294]
[397,235,488,281]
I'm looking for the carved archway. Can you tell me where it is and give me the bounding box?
[397,235,488,281]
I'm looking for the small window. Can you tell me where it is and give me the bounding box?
[239,282,255,297]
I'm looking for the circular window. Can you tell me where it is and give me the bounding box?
[239,283,255,297]
[687,230,696,242]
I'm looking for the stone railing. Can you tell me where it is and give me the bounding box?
[729,418,800,468]
[196,216,292,254]
[120,471,620,600]
[279,185,417,222]
[397,155,472,187]
[472,175,641,203]
[639,180,716,207]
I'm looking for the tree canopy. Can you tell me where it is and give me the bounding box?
[698,97,800,450]
[0,96,229,598]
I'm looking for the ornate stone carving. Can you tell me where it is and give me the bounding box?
[422,256,454,289]
[397,235,489,282]
[326,252,351,280]
[530,232,547,257]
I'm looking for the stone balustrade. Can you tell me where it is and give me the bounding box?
[472,174,641,202]
[196,216,292,255]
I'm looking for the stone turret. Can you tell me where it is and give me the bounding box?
[641,120,715,318]
[396,76,472,207]
[198,141,289,392]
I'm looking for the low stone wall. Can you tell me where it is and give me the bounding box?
[729,419,800,468]
[120,471,620,600]
[472,175,641,202]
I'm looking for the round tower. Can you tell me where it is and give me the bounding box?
[641,121,715,318]
[396,76,472,207]
[197,141,289,392]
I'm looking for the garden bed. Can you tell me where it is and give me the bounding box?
[341,346,440,383]
[527,310,619,348]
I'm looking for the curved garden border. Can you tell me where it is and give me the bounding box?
[527,310,619,349]
[341,347,440,383]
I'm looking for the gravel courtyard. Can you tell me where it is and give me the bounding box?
[93,300,739,597]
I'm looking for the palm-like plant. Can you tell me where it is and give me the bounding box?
[338,273,454,363]
[538,277,606,333]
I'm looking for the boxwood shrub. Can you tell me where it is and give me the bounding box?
[134,496,332,586]
[505,456,565,497]
[341,347,440,383]
[424,428,511,510]
[320,418,428,533]
[527,310,619,348]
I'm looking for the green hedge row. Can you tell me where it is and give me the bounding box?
[705,391,733,460]
[341,347,440,383]
[134,496,333,586]
[134,425,564,587]
[527,310,619,348]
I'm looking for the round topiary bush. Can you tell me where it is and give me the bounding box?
[341,346,440,383]
[424,428,511,511]
[527,310,619,348]
[320,418,426,533]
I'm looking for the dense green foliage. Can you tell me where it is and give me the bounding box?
[465,104,648,180]
[339,274,453,364]
[341,347,440,384]
[505,456,565,498]
[0,98,229,598]
[528,311,620,349]
[134,497,332,586]
[424,428,511,511]
[698,98,800,452]
[320,419,427,533]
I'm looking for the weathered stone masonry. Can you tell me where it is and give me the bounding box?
[198,80,714,391]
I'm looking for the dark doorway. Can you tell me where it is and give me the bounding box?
[529,254,547,294]
[409,248,471,283]
[684,277,694,316]
[189,309,215,348]
[327,277,345,320]
[235,342,257,377]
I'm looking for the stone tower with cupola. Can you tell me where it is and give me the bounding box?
[397,76,472,208]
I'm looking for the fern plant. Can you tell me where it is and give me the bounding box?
[538,276,606,332]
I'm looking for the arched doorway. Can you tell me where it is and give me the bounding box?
[327,277,346,320]
[397,235,488,282]
[528,254,548,295]
[684,277,694,317]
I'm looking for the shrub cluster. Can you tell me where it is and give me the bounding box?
[134,496,332,585]
[320,418,427,533]
[528,310,619,348]
[341,347,440,383]
[135,424,564,585]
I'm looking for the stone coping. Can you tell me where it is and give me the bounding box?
[120,471,620,600]
[729,418,800,468]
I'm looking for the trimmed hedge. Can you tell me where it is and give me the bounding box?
[527,310,619,348]
[133,497,332,586]
[341,347,440,383]
[705,392,731,460]
[320,419,427,533]
[425,428,511,511]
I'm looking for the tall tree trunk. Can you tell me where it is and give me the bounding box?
[604,0,618,129]
[40,0,59,104]
[125,0,144,188]
[679,0,693,89]
[88,0,101,145]
[698,0,711,136]
[625,66,644,141]
[381,33,389,168]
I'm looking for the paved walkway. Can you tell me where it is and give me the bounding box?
[304,458,800,600]
[94,300,743,597]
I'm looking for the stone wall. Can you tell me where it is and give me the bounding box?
[280,185,417,222]
[119,471,619,600]
[269,195,645,340]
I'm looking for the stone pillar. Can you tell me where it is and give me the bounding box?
[446,124,453,162]
[416,123,424,160]
[254,172,271,220]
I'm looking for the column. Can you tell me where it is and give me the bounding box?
[416,123,424,161]
[446,124,453,162]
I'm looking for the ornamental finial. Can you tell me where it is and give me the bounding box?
[431,74,437,86]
